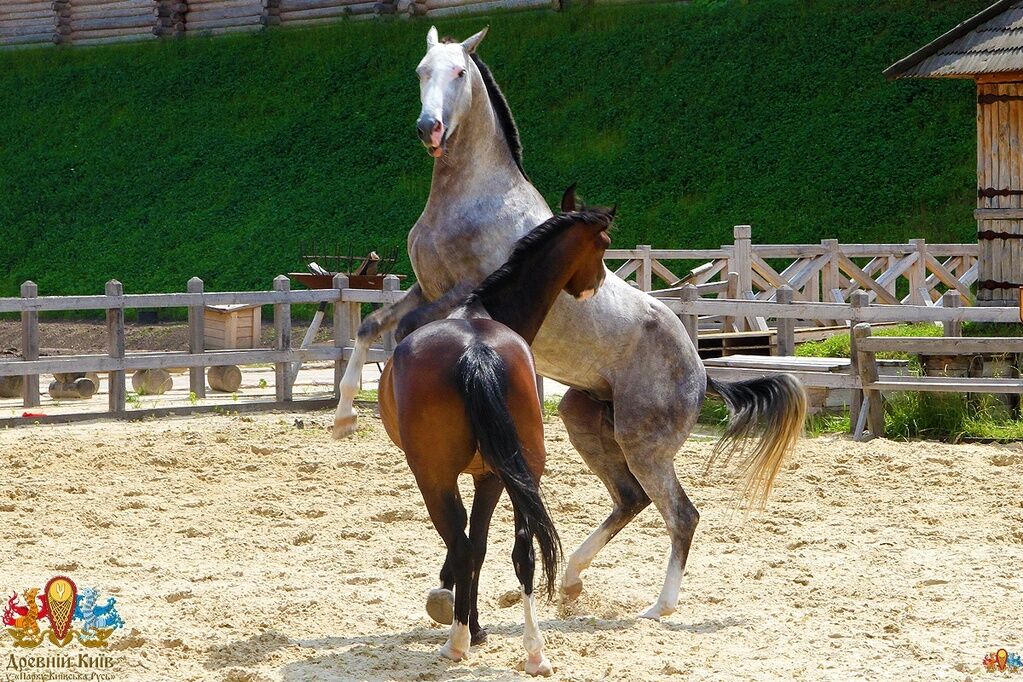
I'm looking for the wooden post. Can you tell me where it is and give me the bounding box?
[637,245,652,292]
[776,285,795,357]
[909,239,927,305]
[106,280,126,415]
[848,290,868,433]
[852,323,885,440]
[187,277,205,399]
[821,239,840,299]
[733,225,753,300]
[20,281,40,408]
[382,275,400,353]
[333,273,349,399]
[273,275,292,402]
[942,290,962,337]
[723,271,740,332]
[53,0,70,44]
[680,284,699,347]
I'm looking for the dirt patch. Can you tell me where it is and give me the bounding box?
[1,411,1018,680]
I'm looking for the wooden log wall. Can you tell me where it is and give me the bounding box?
[1,0,557,47]
[976,80,1023,306]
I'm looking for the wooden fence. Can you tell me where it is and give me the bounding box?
[607,226,980,333]
[0,0,561,48]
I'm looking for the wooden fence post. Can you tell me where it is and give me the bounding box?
[776,285,795,357]
[382,275,400,353]
[333,273,349,399]
[20,281,40,408]
[53,0,71,45]
[273,275,292,403]
[733,225,753,300]
[909,238,928,305]
[106,280,126,415]
[942,290,962,337]
[680,284,699,347]
[187,277,205,399]
[637,245,652,292]
[852,323,884,440]
[848,290,868,433]
[724,271,740,332]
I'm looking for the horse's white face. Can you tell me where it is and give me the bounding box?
[415,26,488,158]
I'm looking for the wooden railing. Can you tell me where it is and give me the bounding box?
[0,274,404,423]
[607,226,980,332]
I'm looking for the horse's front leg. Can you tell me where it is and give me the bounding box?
[332,283,427,438]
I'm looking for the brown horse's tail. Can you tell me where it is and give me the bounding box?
[705,374,807,509]
[455,342,561,601]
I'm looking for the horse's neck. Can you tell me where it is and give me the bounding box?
[481,251,574,345]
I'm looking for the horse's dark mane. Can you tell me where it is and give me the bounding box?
[464,210,614,308]
[471,54,527,179]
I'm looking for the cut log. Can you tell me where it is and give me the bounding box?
[0,9,55,21]
[0,16,55,28]
[426,0,548,15]
[131,368,172,395]
[72,4,157,19]
[0,31,55,45]
[0,3,53,16]
[186,14,262,29]
[280,2,381,18]
[0,376,24,399]
[0,23,59,36]
[71,31,154,43]
[70,14,153,30]
[68,26,152,39]
[279,0,366,11]
[48,377,97,400]
[187,4,267,21]
[207,365,242,392]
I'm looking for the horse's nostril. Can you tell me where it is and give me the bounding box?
[433,120,443,132]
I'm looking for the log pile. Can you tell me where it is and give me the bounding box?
[408,0,553,18]
[155,0,186,37]
[278,0,395,26]
[67,0,159,46]
[0,0,59,48]
[184,0,269,34]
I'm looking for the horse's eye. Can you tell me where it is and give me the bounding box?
[458,69,466,78]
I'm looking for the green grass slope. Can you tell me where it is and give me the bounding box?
[0,0,988,297]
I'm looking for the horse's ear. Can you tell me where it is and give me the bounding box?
[560,183,578,212]
[461,26,488,54]
[608,204,618,218]
[427,26,439,49]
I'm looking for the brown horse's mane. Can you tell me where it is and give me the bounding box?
[464,210,614,309]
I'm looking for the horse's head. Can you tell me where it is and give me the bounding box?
[559,184,615,301]
[415,25,488,158]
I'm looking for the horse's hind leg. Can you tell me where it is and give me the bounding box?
[513,510,553,677]
[466,473,503,645]
[414,477,474,661]
[559,389,650,600]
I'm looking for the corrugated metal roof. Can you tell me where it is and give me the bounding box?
[885,0,1023,79]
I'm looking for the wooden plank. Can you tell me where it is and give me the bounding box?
[774,286,795,357]
[106,280,126,415]
[0,288,347,314]
[637,245,652,292]
[613,259,640,279]
[333,274,349,398]
[858,336,1023,354]
[680,285,698,348]
[703,355,849,372]
[852,324,885,438]
[705,366,858,390]
[668,298,1021,324]
[871,377,1023,394]
[836,253,900,305]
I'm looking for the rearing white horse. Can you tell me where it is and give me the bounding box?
[335,26,807,624]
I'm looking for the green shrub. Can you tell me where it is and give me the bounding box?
[796,322,942,360]
[0,0,987,299]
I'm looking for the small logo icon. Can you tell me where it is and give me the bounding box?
[3,576,124,648]
[983,648,1023,673]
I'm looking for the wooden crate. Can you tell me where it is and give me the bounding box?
[204,304,261,350]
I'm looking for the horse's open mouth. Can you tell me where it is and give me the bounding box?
[425,130,449,158]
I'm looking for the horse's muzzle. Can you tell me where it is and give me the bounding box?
[416,116,445,154]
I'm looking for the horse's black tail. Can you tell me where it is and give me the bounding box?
[706,374,808,509]
[455,341,561,601]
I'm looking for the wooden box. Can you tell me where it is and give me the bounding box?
[204,304,261,350]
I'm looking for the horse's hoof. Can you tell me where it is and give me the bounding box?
[525,654,553,677]
[438,642,466,661]
[332,414,358,440]
[470,628,487,646]
[561,580,583,601]
[639,602,675,620]
[426,588,454,625]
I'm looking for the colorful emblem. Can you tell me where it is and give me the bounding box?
[983,648,1023,673]
[3,577,123,648]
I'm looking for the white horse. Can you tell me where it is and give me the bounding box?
[335,26,806,625]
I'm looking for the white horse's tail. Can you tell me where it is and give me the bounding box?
[705,374,807,508]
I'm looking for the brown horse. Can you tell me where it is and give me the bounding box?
[377,188,614,676]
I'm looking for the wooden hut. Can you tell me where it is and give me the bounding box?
[886,1,1023,306]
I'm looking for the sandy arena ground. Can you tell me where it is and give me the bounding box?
[2,408,1021,681]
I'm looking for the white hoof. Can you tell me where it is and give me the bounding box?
[639,602,675,620]
[426,588,454,625]
[332,413,358,440]
[438,641,467,662]
[525,653,553,677]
